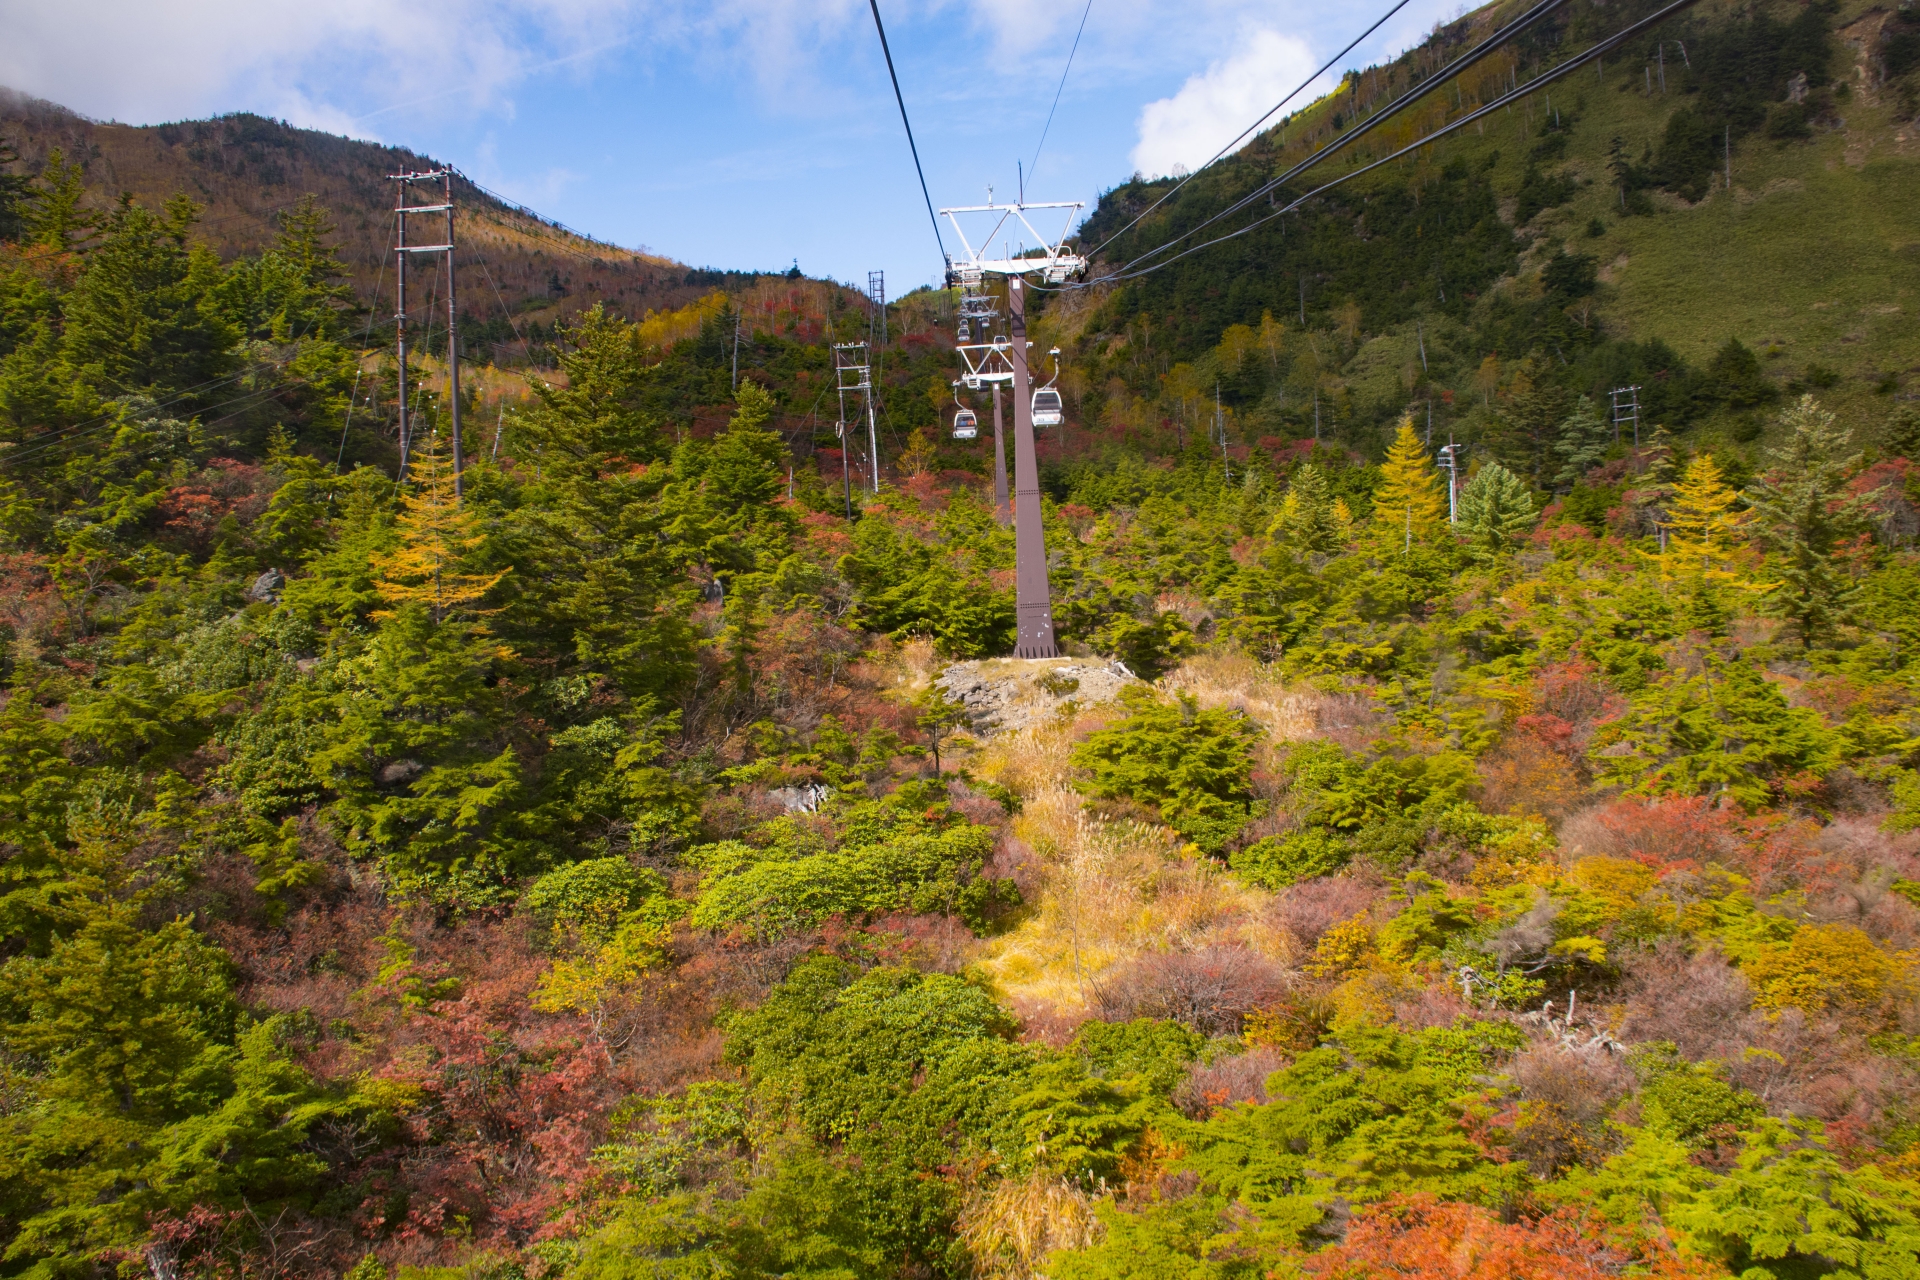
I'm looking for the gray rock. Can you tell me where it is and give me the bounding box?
[769,783,830,813]
[934,657,1137,737]
[246,568,285,603]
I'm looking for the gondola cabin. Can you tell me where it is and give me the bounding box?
[1030,389,1064,427]
[952,409,979,440]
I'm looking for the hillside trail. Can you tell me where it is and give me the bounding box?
[891,643,1325,1020]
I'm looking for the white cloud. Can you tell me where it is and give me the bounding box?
[1129,26,1326,179]
[0,0,869,138]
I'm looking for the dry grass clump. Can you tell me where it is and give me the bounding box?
[973,681,1289,1012]
[1158,649,1321,743]
[956,1172,1103,1280]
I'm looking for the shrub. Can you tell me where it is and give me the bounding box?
[1092,947,1289,1036]
[1742,922,1899,1015]
[524,856,671,943]
[1071,686,1264,852]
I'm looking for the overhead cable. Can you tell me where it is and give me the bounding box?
[1085,0,1417,260]
[1082,0,1705,287]
[1115,0,1575,273]
[867,0,951,271]
[1030,0,1096,183]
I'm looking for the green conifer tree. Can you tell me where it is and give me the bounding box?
[0,137,31,243]
[1269,461,1343,552]
[22,147,99,252]
[1552,394,1611,490]
[1746,394,1875,648]
[1456,462,1536,559]
[60,195,235,399]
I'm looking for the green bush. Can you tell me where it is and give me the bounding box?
[688,794,1017,938]
[1071,686,1263,852]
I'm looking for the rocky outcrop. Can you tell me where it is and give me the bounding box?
[934,657,1137,737]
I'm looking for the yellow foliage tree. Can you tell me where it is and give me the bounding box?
[1216,323,1256,372]
[1654,453,1757,588]
[1371,418,1447,550]
[898,427,937,477]
[370,432,509,623]
[1744,922,1898,1015]
[1258,310,1286,371]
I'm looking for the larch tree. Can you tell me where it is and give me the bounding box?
[1373,418,1447,551]
[370,431,509,625]
[1745,394,1876,648]
[1655,453,1750,585]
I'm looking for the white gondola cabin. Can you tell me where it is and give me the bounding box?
[952,409,979,440]
[1030,388,1064,427]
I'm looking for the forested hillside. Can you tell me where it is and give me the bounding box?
[5,0,1920,1278]
[0,88,751,367]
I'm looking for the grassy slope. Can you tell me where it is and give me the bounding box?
[1071,0,1920,453]
[1404,0,1920,428]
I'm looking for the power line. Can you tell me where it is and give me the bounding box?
[1111,0,1575,275]
[867,0,950,272]
[1030,0,1095,184]
[1077,0,1705,288]
[1085,0,1417,261]
[336,224,393,471]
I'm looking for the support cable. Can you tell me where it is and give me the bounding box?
[1110,0,1575,274]
[335,224,393,472]
[1030,0,1095,183]
[867,0,950,272]
[1085,0,1416,260]
[1072,0,1702,288]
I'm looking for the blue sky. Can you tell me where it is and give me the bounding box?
[2,0,1466,292]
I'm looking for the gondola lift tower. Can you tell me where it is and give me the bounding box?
[940,197,1086,658]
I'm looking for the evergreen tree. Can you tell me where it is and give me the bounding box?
[1372,418,1446,550]
[0,137,30,244]
[1746,394,1874,648]
[60,195,235,400]
[1270,461,1343,552]
[1489,358,1568,486]
[1883,403,1920,460]
[22,147,98,252]
[1551,394,1611,491]
[1456,461,1536,559]
[499,306,696,701]
[274,194,354,318]
[1632,422,1681,541]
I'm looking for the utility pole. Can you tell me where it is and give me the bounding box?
[731,308,740,392]
[1438,440,1462,523]
[1611,384,1641,447]
[834,341,874,501]
[394,180,409,483]
[1215,383,1230,483]
[391,168,461,494]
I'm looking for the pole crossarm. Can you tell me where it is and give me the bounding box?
[939,200,1087,283]
[952,338,1031,388]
